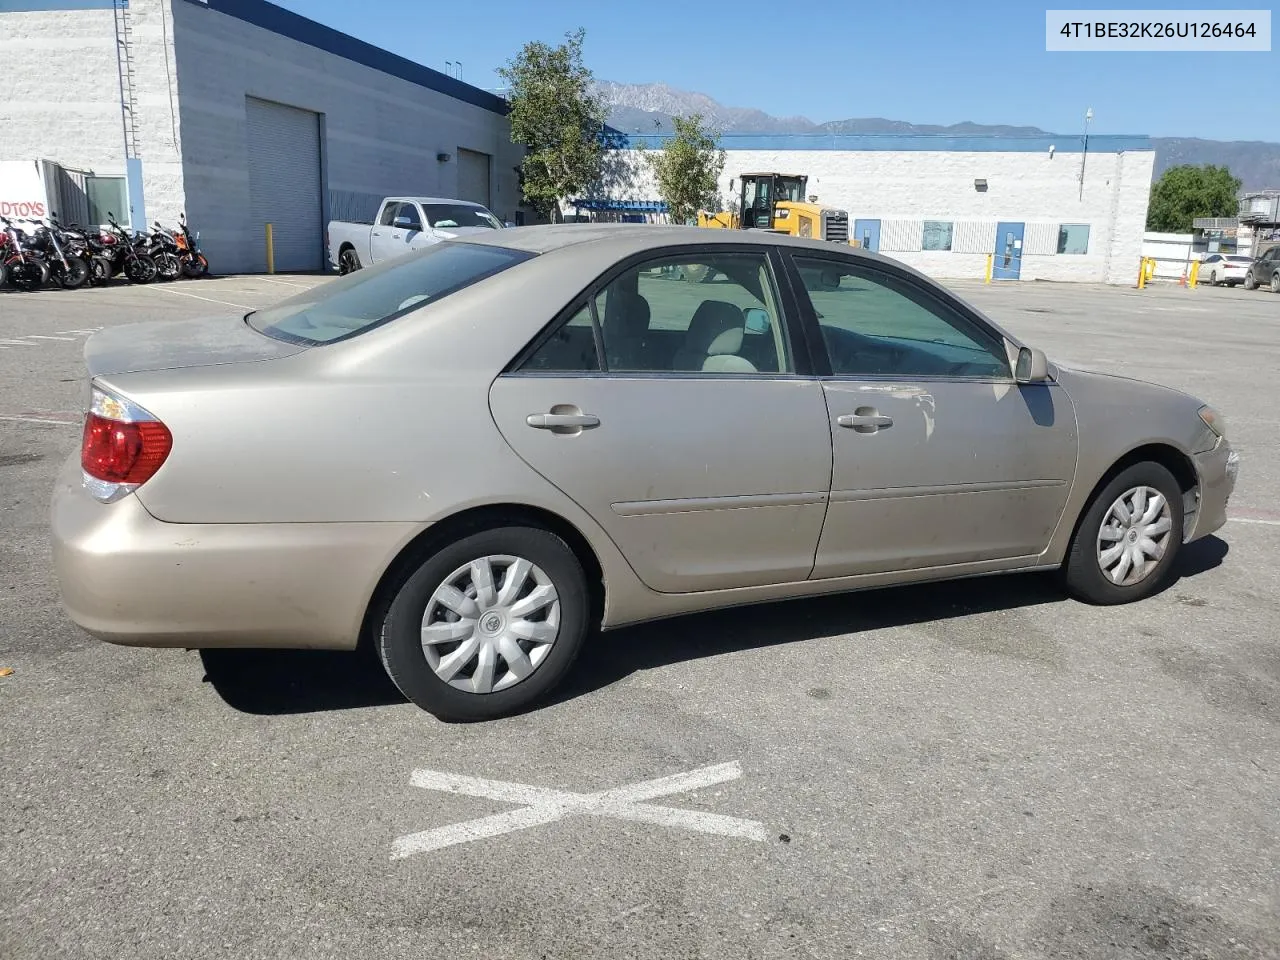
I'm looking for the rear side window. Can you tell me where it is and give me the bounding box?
[247,242,532,345]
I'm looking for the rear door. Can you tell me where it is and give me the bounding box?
[489,245,833,593]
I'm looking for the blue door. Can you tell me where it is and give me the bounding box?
[852,219,880,252]
[992,221,1025,280]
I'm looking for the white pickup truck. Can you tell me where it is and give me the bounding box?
[326,196,505,274]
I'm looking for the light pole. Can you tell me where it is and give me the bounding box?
[1078,107,1093,201]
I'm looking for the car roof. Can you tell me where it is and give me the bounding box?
[388,197,487,206]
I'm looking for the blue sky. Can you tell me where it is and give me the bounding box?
[273,0,1276,140]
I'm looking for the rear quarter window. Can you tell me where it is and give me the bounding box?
[247,242,533,345]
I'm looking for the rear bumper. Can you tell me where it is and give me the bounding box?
[1188,438,1238,541]
[49,454,420,650]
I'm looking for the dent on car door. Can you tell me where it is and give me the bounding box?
[787,254,1079,578]
[488,248,834,593]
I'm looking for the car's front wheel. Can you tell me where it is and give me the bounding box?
[378,526,591,721]
[1062,462,1183,605]
[1244,271,1258,290]
[1270,272,1280,294]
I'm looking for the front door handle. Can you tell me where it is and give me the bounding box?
[526,410,600,434]
[837,409,893,433]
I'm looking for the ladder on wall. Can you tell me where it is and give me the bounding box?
[113,0,141,161]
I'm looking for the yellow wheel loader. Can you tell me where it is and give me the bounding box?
[696,172,850,243]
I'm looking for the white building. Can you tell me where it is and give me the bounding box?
[0,0,526,274]
[592,134,1156,284]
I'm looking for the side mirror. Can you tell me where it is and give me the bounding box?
[743,307,771,334]
[393,216,413,228]
[1015,346,1049,383]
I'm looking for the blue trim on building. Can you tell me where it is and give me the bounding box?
[182,0,509,116]
[622,133,1153,153]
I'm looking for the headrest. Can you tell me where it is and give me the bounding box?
[688,300,744,356]
[604,291,651,339]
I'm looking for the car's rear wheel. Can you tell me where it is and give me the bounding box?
[1270,272,1280,294]
[1062,462,1183,605]
[1209,269,1218,285]
[339,247,361,275]
[378,526,590,721]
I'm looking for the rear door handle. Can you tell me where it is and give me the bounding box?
[837,411,893,432]
[526,412,600,431]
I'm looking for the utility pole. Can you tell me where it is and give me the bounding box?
[1078,107,1093,201]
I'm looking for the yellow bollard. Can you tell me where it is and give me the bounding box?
[265,222,275,275]
[1189,260,1200,289]
[1138,256,1146,289]
[984,253,993,284]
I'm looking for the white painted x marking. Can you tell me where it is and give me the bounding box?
[392,761,766,860]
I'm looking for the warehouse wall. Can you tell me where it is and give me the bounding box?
[604,140,1156,284]
[0,1,187,229]
[168,0,523,274]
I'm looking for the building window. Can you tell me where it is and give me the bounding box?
[1057,223,1090,255]
[85,176,128,227]
[922,221,953,251]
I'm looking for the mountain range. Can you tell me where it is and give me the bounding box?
[598,81,1280,190]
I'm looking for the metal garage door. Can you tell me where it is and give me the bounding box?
[456,148,491,208]
[246,96,323,271]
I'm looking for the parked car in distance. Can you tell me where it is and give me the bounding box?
[1198,253,1253,286]
[327,196,503,274]
[1243,245,1280,292]
[52,225,1238,722]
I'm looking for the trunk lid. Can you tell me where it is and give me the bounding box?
[84,314,307,378]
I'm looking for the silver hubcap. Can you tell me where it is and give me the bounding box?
[1096,485,1173,586]
[421,555,560,694]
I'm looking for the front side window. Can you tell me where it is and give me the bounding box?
[1057,223,1090,255]
[792,256,1010,379]
[248,241,532,345]
[378,203,400,226]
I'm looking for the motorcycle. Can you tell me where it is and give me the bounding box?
[173,212,209,277]
[1,216,49,291]
[141,221,183,281]
[101,213,157,284]
[26,214,90,289]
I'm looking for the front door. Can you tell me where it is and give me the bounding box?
[853,219,880,252]
[787,253,1078,577]
[489,247,833,594]
[369,202,408,263]
[992,221,1024,280]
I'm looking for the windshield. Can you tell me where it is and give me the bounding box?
[775,177,806,202]
[425,204,501,230]
[246,241,532,345]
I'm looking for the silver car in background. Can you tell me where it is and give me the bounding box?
[51,225,1239,721]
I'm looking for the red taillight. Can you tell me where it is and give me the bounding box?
[81,413,172,484]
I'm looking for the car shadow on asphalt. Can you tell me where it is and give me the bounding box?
[196,535,1227,717]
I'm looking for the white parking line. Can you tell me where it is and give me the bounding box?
[391,761,766,860]
[251,276,317,288]
[24,335,75,341]
[0,339,38,346]
[144,285,255,309]
[1230,517,1280,526]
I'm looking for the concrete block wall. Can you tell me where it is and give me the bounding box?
[604,145,1156,284]
[168,0,523,274]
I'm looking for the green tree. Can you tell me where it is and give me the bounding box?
[644,114,726,226]
[1146,164,1241,232]
[497,29,608,223]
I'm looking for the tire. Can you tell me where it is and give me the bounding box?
[182,254,209,278]
[154,252,182,281]
[338,247,361,275]
[378,526,591,722]
[6,259,46,291]
[1062,461,1183,606]
[125,256,157,284]
[88,256,113,286]
[1271,272,1280,294]
[56,256,90,290]
[1208,270,1218,286]
[1243,271,1257,291]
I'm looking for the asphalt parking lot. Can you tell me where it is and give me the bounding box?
[2,272,1278,960]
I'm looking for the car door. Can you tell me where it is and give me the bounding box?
[368,202,403,264]
[784,252,1079,578]
[488,246,834,594]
